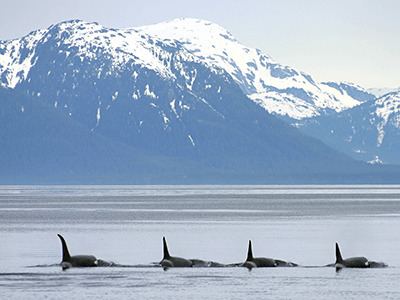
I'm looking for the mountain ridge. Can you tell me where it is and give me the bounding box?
[1,18,374,119]
[0,18,399,183]
[299,90,400,165]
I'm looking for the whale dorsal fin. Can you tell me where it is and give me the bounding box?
[247,240,254,261]
[57,234,71,262]
[335,242,343,263]
[163,237,170,259]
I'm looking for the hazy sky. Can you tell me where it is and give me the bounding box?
[1,0,399,88]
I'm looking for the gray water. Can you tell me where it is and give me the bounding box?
[1,185,400,299]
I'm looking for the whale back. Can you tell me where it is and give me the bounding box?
[253,257,277,267]
[343,257,369,268]
[57,234,71,262]
[70,255,98,267]
[169,256,193,267]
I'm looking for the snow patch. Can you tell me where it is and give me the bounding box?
[112,91,119,101]
[96,107,101,126]
[179,101,190,110]
[144,84,157,98]
[188,134,195,146]
[160,111,170,128]
[368,156,383,165]
[0,29,45,88]
[140,18,364,119]
[132,89,140,100]
[353,149,366,154]
[375,92,400,146]
[170,99,179,118]
[249,92,317,119]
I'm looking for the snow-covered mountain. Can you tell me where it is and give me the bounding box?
[1,18,395,183]
[299,91,400,165]
[140,19,376,119]
[0,18,373,120]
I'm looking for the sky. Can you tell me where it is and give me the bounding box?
[0,0,399,88]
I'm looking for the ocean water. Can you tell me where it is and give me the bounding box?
[0,185,400,299]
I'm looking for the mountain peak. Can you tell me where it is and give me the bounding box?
[376,90,400,123]
[139,17,235,40]
[52,19,93,26]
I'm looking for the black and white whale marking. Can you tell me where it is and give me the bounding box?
[160,237,193,270]
[334,242,387,271]
[57,234,112,270]
[242,240,297,269]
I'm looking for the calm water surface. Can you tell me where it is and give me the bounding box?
[1,185,400,299]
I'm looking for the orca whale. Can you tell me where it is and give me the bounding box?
[334,242,387,271]
[242,240,297,270]
[335,242,369,271]
[57,234,111,270]
[160,237,193,270]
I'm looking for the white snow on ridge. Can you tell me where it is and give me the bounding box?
[375,91,400,146]
[319,83,364,109]
[139,18,365,119]
[0,18,369,119]
[0,20,177,89]
[376,92,400,125]
[249,92,317,119]
[54,20,175,78]
[0,29,46,88]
